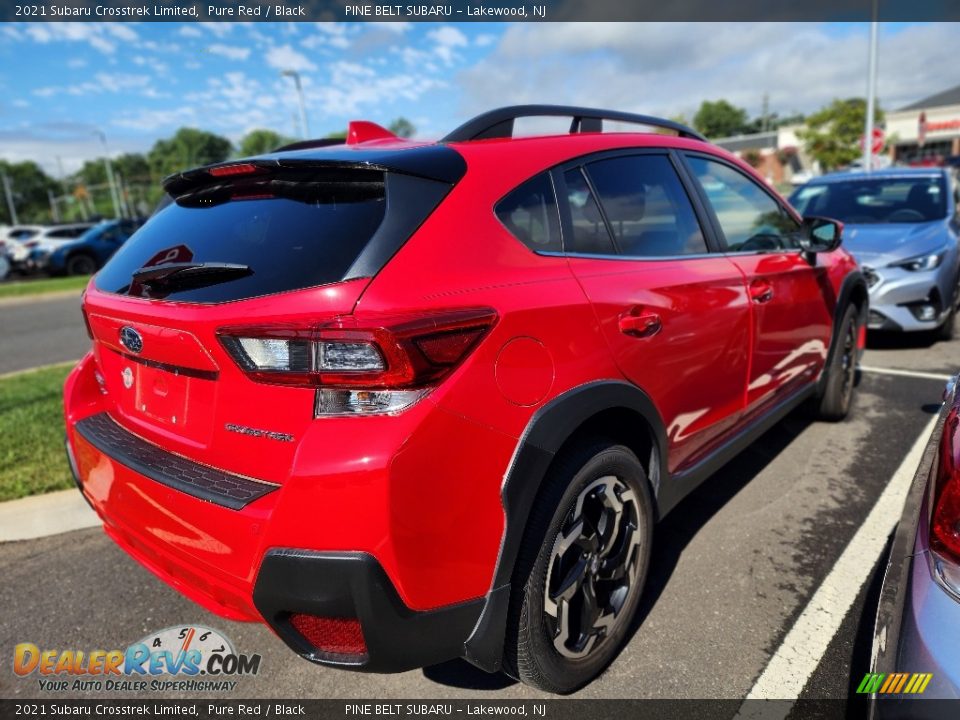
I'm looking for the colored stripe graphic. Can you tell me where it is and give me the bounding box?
[857,672,933,694]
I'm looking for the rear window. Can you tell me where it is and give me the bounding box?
[96,171,389,303]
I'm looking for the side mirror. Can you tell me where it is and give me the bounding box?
[800,216,843,254]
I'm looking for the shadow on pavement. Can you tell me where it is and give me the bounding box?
[867,330,940,351]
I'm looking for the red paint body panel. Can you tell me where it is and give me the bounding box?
[63,128,862,648]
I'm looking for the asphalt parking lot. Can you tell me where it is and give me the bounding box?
[0,294,956,705]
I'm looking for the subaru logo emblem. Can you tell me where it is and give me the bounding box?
[119,326,143,354]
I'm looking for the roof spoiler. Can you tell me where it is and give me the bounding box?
[442,104,707,143]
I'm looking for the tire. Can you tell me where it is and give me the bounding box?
[936,302,956,341]
[65,253,97,276]
[817,304,859,421]
[503,439,654,694]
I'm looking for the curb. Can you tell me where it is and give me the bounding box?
[0,488,100,542]
[0,359,80,381]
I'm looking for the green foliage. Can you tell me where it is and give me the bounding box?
[798,98,884,171]
[238,129,293,157]
[388,117,416,139]
[693,100,749,139]
[147,127,232,179]
[0,363,74,501]
[0,160,59,224]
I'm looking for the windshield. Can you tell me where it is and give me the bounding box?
[789,175,947,224]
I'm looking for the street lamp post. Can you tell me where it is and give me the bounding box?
[93,129,122,219]
[863,2,879,172]
[282,70,310,139]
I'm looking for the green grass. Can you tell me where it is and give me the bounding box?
[0,275,89,299]
[0,364,74,501]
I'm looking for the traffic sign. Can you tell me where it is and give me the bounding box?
[860,128,885,155]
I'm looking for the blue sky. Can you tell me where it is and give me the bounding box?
[0,22,956,175]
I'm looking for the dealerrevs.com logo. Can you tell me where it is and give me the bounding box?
[13,625,261,693]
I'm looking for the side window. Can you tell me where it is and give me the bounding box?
[686,155,801,252]
[584,154,708,257]
[495,173,561,253]
[563,168,616,255]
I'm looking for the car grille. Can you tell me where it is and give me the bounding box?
[74,412,279,510]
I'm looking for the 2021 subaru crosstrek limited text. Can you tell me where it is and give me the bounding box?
[64,106,868,693]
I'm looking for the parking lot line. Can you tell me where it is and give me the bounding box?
[859,365,952,382]
[736,413,938,712]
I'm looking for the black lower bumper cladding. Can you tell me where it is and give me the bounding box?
[253,550,485,673]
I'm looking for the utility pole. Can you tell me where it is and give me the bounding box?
[863,2,879,172]
[282,70,310,139]
[48,189,60,222]
[762,93,770,133]
[1,173,18,225]
[93,129,122,218]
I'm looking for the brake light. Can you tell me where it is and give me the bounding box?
[209,163,259,177]
[289,614,366,657]
[932,409,960,561]
[218,308,497,415]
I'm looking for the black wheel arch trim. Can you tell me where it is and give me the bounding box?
[822,270,869,393]
[463,380,667,672]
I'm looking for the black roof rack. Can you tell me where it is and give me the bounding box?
[442,104,707,143]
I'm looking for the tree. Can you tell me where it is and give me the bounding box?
[239,129,293,157]
[798,98,883,171]
[693,100,749,139]
[0,160,58,224]
[388,117,416,139]
[147,128,232,180]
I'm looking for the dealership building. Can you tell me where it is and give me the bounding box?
[886,84,960,164]
[714,83,960,185]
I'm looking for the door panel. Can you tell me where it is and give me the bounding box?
[683,154,832,415]
[569,256,751,473]
[729,253,832,413]
[560,153,751,474]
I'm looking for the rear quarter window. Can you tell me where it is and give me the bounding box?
[495,173,562,253]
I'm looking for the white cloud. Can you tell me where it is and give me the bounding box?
[265,43,317,72]
[12,99,30,108]
[66,57,87,68]
[112,107,197,132]
[178,26,203,38]
[208,43,251,61]
[204,24,233,38]
[459,23,960,124]
[427,26,468,64]
[475,34,497,47]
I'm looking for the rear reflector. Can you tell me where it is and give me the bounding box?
[289,614,366,656]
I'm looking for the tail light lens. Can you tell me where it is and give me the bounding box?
[218,308,497,415]
[289,614,366,657]
[932,409,960,560]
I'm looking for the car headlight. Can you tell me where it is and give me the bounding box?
[890,250,946,272]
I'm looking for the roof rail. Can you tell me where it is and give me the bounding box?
[271,137,345,153]
[442,105,707,143]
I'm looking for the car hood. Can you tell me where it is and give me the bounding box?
[843,221,952,268]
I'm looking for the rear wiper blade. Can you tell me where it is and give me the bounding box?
[132,262,251,285]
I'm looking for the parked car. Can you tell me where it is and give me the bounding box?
[789,168,960,338]
[34,218,146,276]
[871,375,960,711]
[11,223,95,273]
[64,105,867,693]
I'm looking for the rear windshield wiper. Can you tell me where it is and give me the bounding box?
[129,262,252,295]
[132,262,251,285]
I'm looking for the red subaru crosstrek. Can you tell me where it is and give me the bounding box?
[64,106,868,693]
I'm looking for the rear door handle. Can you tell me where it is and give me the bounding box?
[749,279,774,304]
[618,308,662,338]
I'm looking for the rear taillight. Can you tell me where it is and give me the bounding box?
[209,163,259,177]
[932,410,960,560]
[218,308,497,416]
[289,614,366,657]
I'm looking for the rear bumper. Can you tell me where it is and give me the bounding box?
[253,550,484,672]
[64,351,515,670]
